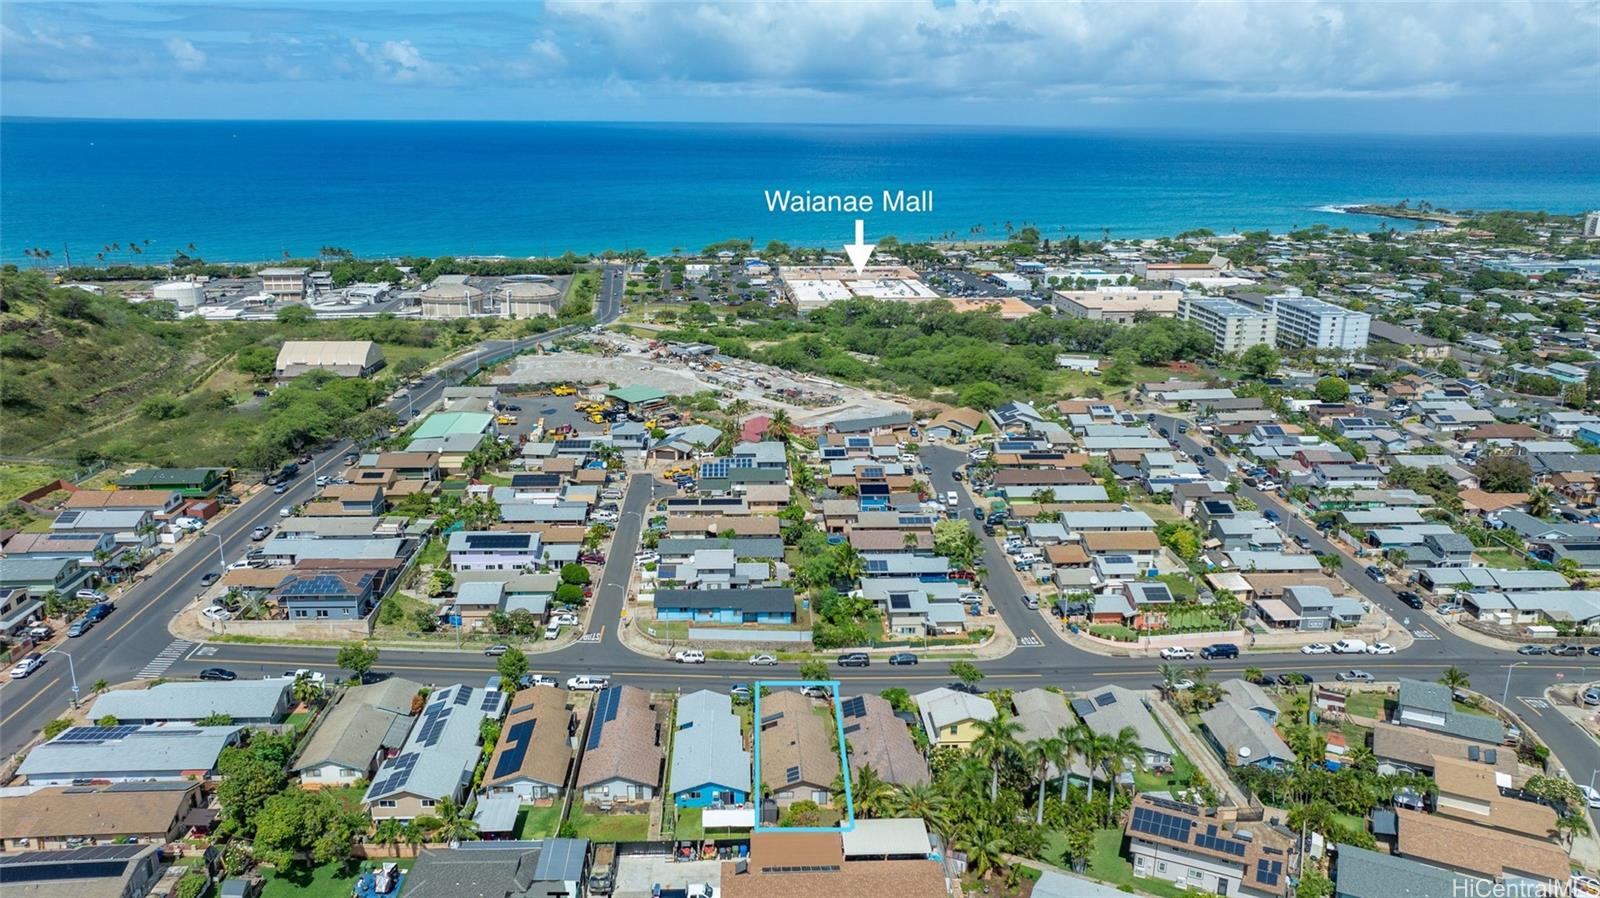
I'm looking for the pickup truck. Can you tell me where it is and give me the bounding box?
[587,844,616,896]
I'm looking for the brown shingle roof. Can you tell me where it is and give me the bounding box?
[0,782,201,841]
[667,516,782,537]
[1458,489,1529,512]
[63,490,177,509]
[758,690,840,794]
[1081,531,1162,552]
[575,686,661,789]
[485,688,573,789]
[1462,423,1544,441]
[1371,723,1515,774]
[848,530,932,552]
[1045,544,1091,566]
[718,859,946,898]
[1395,809,1568,883]
[842,694,929,786]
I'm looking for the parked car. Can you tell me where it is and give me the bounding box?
[1397,591,1425,610]
[1336,670,1375,683]
[1588,646,1600,657]
[1365,565,1385,582]
[174,516,205,531]
[1517,645,1549,655]
[199,572,221,588]
[1023,594,1039,610]
[1199,643,1239,660]
[198,667,237,681]
[66,618,93,637]
[836,652,871,668]
[1276,672,1316,686]
[1551,643,1585,657]
[272,483,288,494]
[1263,509,1280,523]
[10,652,43,679]
[674,649,706,664]
[1159,646,1196,660]
[202,606,232,621]
[1332,638,1369,654]
[729,684,752,700]
[74,589,108,602]
[250,525,272,541]
[888,652,919,666]
[1436,602,1464,615]
[748,653,778,666]
[279,506,294,517]
[1584,687,1600,707]
[566,675,610,691]
[1366,642,1396,655]
[1581,784,1600,809]
[1301,643,1333,655]
[483,644,511,657]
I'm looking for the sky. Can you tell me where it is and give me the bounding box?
[2,1,1598,133]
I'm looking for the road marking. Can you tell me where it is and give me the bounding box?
[193,646,219,657]
[138,640,196,679]
[0,673,67,728]
[1019,631,1043,648]
[1520,697,1550,714]
[1410,629,1437,639]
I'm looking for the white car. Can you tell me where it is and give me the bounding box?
[202,606,232,621]
[566,675,610,691]
[748,653,778,666]
[227,558,258,571]
[1159,646,1196,660]
[554,612,580,627]
[1581,784,1600,810]
[9,653,42,679]
[278,506,294,518]
[1365,642,1397,655]
[173,516,205,531]
[674,649,706,664]
[1301,643,1333,655]
[634,552,660,566]
[1171,678,1196,691]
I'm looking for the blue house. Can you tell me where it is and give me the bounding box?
[272,570,379,620]
[668,690,751,809]
[653,588,795,624]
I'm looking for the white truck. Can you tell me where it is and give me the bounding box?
[1332,638,1369,654]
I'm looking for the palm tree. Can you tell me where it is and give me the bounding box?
[373,818,404,856]
[768,408,794,443]
[1439,666,1470,691]
[1025,737,1063,825]
[1529,485,1555,518]
[972,712,1024,802]
[290,673,323,707]
[1100,726,1141,825]
[847,764,894,819]
[427,797,480,843]
[1243,666,1265,687]
[1057,723,1091,802]
[954,818,1013,880]
[401,820,428,853]
[1157,663,1182,699]
[893,781,949,837]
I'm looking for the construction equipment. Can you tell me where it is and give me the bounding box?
[552,384,576,396]
[495,415,517,425]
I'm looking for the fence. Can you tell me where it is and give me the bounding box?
[687,628,812,643]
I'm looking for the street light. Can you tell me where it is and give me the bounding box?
[44,648,80,708]
[203,531,226,571]
[1502,660,1530,707]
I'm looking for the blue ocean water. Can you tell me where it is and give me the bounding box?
[2,119,1597,265]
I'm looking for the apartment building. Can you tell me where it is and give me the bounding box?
[1179,295,1277,354]
[1265,290,1370,351]
[1053,286,1182,324]
[260,267,311,301]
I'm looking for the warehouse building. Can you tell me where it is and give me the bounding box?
[274,340,387,378]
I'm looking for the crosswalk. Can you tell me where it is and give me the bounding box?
[137,639,195,679]
[1018,635,1043,647]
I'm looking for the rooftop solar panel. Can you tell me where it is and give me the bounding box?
[1130,807,1193,844]
[480,691,502,713]
[464,533,531,550]
[493,721,536,779]
[453,687,473,706]
[785,766,801,784]
[1094,691,1117,707]
[586,687,621,751]
[840,696,866,719]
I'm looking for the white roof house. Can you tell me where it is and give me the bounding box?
[88,680,291,725]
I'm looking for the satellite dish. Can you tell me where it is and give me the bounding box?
[1238,745,1253,759]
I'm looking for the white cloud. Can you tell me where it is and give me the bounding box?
[350,38,460,85]
[165,37,206,73]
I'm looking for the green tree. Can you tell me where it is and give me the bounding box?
[1240,343,1280,378]
[373,818,404,856]
[971,711,1023,802]
[42,718,72,739]
[954,818,1014,880]
[957,380,1005,411]
[1437,357,1465,379]
[1314,375,1350,403]
[335,642,379,682]
[1102,353,1134,386]
[275,304,316,325]
[951,661,986,693]
[798,659,830,682]
[251,789,363,867]
[560,563,591,585]
[1439,665,1470,691]
[1473,454,1532,493]
[95,714,119,726]
[496,647,530,682]
[779,799,826,828]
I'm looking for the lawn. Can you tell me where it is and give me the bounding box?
[1157,574,1198,601]
[415,538,447,567]
[1060,827,1195,898]
[284,709,314,730]
[1090,623,1137,641]
[1474,548,1529,570]
[674,805,704,839]
[1343,692,1391,721]
[259,863,358,898]
[1134,751,1198,794]
[0,462,76,502]
[566,806,649,842]
[516,804,564,839]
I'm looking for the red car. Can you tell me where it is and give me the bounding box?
[948,570,976,581]
[579,552,606,564]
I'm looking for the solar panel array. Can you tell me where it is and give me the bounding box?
[842,723,861,735]
[416,700,455,747]
[865,558,890,573]
[900,515,934,526]
[453,687,473,706]
[279,574,365,597]
[759,712,784,730]
[52,725,141,744]
[1195,824,1247,857]
[586,687,622,751]
[1094,691,1118,707]
[1255,859,1283,886]
[463,533,531,550]
[1130,806,1193,844]
[493,721,536,779]
[840,696,866,719]
[889,595,911,611]
[480,691,502,713]
[785,765,801,784]
[370,751,419,796]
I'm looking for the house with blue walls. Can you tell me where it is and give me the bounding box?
[669,690,751,809]
[653,587,796,624]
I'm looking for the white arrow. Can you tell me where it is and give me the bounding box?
[843,218,876,274]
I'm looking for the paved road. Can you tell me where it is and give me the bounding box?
[0,297,618,758]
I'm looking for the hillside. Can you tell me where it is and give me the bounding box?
[0,267,532,471]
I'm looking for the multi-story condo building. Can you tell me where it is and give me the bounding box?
[1178,295,1277,354]
[1265,289,1370,351]
[1053,286,1181,324]
[259,267,311,302]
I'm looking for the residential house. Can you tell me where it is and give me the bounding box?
[1331,843,1476,898]
[272,569,380,620]
[913,687,996,751]
[1431,755,1558,838]
[89,679,291,725]
[1124,796,1291,898]
[1071,685,1174,769]
[0,781,205,851]
[576,686,662,804]
[926,407,984,441]
[718,830,947,898]
[653,587,796,624]
[1080,531,1162,570]
[484,687,575,803]
[1393,810,1569,892]
[840,693,930,787]
[1392,678,1506,744]
[669,689,751,809]
[1200,680,1295,770]
[365,684,507,822]
[401,839,591,898]
[115,467,224,497]
[448,531,542,572]
[1013,688,1094,784]
[17,724,245,785]
[758,690,839,810]
[1370,723,1515,777]
[0,844,164,898]
[62,488,184,515]
[305,484,386,516]
[293,678,422,789]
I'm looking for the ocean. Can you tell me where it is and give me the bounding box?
[2,119,1597,265]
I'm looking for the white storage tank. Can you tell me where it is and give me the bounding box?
[153,281,205,310]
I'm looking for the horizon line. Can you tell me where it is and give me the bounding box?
[2,114,1597,140]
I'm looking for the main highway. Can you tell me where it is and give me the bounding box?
[4,283,1594,788]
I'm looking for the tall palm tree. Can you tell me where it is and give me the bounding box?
[373,818,404,856]
[1025,737,1063,825]
[1529,485,1555,518]
[768,408,794,443]
[427,797,480,843]
[972,712,1024,802]
[1439,666,1470,691]
[401,820,428,853]
[1101,726,1142,825]
[1057,723,1091,802]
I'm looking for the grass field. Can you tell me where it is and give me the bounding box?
[1039,828,1196,898]
[1343,692,1390,720]
[516,804,564,839]
[566,806,649,842]
[674,805,703,839]
[1474,548,1530,570]
[1133,750,1197,794]
[0,462,77,502]
[259,863,358,898]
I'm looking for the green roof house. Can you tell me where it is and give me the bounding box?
[115,468,224,498]
[410,412,496,441]
[605,386,669,411]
